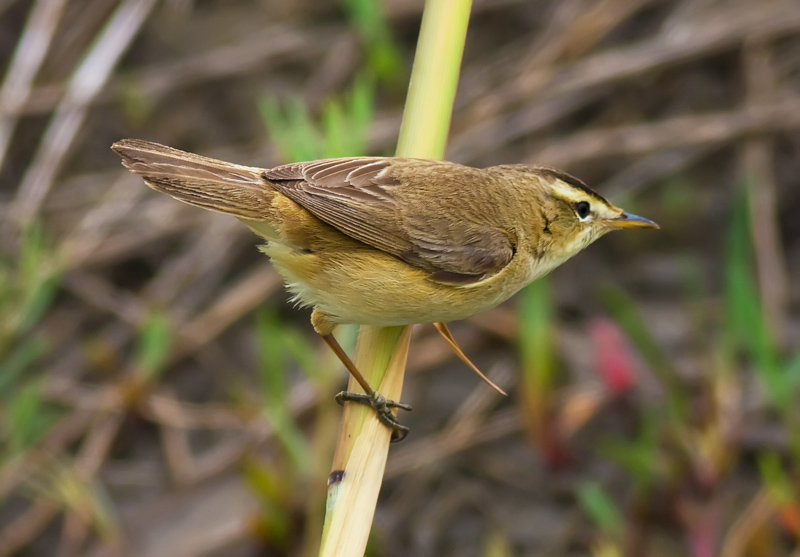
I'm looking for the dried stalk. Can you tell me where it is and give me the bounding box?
[318,0,473,555]
[11,0,156,229]
[0,0,69,170]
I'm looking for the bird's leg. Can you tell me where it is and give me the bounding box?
[320,332,412,442]
[432,322,508,396]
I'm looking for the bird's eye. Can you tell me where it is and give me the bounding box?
[575,201,591,219]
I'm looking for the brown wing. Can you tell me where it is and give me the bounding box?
[266,158,414,260]
[265,157,515,283]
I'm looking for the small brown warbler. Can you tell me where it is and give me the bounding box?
[113,139,658,440]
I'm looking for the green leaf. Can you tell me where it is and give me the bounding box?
[599,415,660,489]
[518,278,554,393]
[260,74,376,163]
[577,482,623,538]
[256,309,288,399]
[758,452,793,506]
[322,99,348,158]
[255,310,311,471]
[341,0,403,82]
[785,352,800,391]
[134,311,173,381]
[16,223,61,334]
[2,382,57,456]
[723,185,783,410]
[259,96,321,162]
[0,336,48,394]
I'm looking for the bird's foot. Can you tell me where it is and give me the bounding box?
[335,391,412,442]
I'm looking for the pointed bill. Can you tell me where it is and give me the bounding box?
[609,212,659,229]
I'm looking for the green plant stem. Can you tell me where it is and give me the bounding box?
[319,1,472,555]
[396,0,471,159]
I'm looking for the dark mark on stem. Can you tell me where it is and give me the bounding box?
[328,469,345,486]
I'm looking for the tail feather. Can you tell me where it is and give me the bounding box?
[112,139,274,220]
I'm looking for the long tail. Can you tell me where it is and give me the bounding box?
[112,139,275,221]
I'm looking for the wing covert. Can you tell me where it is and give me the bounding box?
[264,157,515,283]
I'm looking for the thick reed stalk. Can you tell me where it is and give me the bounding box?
[318,1,472,556]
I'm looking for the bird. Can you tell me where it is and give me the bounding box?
[112,138,658,440]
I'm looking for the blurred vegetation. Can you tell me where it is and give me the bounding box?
[0,224,61,462]
[0,0,798,556]
[260,73,376,162]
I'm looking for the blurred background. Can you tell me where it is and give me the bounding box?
[0,0,799,555]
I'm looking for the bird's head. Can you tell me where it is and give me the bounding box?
[493,165,659,262]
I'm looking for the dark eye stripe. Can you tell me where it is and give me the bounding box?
[536,167,610,205]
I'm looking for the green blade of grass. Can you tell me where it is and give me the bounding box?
[259,96,321,162]
[599,414,660,491]
[519,278,554,393]
[134,310,173,383]
[14,223,61,334]
[341,0,403,82]
[0,336,48,394]
[261,73,375,162]
[723,185,784,410]
[255,310,311,472]
[758,452,794,507]
[577,482,624,540]
[2,382,57,457]
[517,278,561,461]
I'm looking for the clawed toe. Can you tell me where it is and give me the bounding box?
[335,391,412,442]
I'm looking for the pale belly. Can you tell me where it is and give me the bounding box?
[261,242,560,327]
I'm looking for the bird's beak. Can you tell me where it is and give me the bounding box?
[608,212,660,229]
